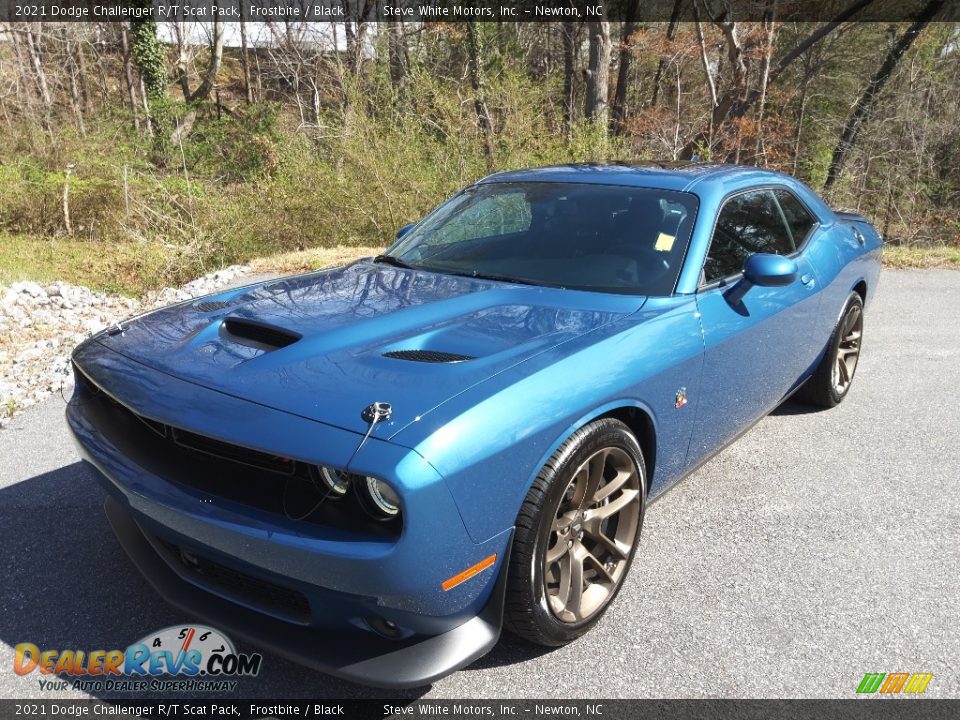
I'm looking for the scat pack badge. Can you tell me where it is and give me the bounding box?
[14,624,262,693]
[675,387,688,409]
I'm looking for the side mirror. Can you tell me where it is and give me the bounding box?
[726,253,798,304]
[743,253,798,287]
[396,223,415,240]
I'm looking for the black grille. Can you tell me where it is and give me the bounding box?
[72,362,402,537]
[383,349,475,363]
[171,427,296,475]
[159,540,311,622]
[195,300,232,312]
[77,364,297,476]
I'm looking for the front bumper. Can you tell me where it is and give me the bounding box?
[67,341,512,687]
[102,495,508,688]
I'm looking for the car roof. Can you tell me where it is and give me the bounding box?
[476,162,793,194]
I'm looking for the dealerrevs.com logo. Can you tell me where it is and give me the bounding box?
[14,625,262,693]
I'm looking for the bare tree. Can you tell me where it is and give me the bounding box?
[387,21,408,97]
[239,7,254,104]
[562,21,577,132]
[585,16,611,124]
[188,13,224,103]
[824,0,945,190]
[651,0,685,107]
[467,22,495,169]
[611,0,640,135]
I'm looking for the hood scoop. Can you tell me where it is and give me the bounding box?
[220,318,301,351]
[383,349,475,364]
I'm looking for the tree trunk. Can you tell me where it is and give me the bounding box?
[466,22,495,170]
[173,21,190,99]
[585,18,610,125]
[693,1,718,153]
[562,21,576,132]
[611,0,640,135]
[74,33,92,112]
[120,26,141,131]
[792,82,808,173]
[823,0,943,191]
[93,23,111,105]
[129,17,168,138]
[239,8,254,104]
[189,11,224,103]
[387,21,408,96]
[25,26,53,111]
[63,29,87,136]
[650,0,683,108]
[140,76,153,135]
[753,2,778,164]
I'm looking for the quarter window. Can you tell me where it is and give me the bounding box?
[774,189,816,247]
[703,189,795,284]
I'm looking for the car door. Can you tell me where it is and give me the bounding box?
[686,188,823,467]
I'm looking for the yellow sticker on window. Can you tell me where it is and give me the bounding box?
[655,232,676,252]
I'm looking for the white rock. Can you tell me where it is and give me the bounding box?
[13,281,46,298]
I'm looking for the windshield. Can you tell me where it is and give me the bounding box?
[385,182,699,296]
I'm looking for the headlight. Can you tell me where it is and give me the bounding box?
[360,476,401,519]
[311,465,351,497]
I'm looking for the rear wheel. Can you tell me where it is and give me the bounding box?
[799,292,864,408]
[504,418,646,646]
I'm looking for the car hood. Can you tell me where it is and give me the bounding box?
[92,260,644,436]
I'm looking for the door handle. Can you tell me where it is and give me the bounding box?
[801,273,816,288]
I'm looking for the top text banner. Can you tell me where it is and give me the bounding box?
[1,0,958,23]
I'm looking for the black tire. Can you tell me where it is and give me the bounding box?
[504,418,647,646]
[798,292,864,408]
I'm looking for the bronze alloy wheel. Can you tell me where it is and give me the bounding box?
[543,446,642,623]
[798,292,866,409]
[504,417,646,646]
[832,301,863,395]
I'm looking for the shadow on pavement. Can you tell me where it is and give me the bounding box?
[770,399,824,416]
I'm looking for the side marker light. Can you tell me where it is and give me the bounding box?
[441,554,497,591]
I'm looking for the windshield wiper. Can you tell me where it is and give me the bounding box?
[373,254,416,269]
[438,269,548,288]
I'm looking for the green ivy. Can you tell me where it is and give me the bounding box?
[129,16,167,103]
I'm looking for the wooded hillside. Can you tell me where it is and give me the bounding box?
[1,7,958,293]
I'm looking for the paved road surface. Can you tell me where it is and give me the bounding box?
[1,269,957,700]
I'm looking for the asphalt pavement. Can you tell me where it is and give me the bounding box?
[0,268,957,700]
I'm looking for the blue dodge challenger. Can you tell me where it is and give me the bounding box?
[68,163,881,687]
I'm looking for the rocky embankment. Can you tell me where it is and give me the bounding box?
[0,266,251,428]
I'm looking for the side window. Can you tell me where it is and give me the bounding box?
[703,190,794,284]
[774,189,816,247]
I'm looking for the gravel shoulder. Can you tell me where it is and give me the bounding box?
[0,266,253,427]
[0,268,957,700]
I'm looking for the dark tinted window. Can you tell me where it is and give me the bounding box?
[703,190,794,283]
[775,189,816,246]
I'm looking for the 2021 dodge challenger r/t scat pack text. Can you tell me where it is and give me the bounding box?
[67,163,881,687]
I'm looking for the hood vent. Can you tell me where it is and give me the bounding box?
[221,318,301,351]
[383,349,475,364]
[195,300,232,312]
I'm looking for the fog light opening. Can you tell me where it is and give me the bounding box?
[366,615,405,640]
